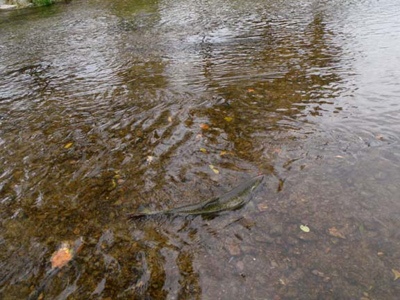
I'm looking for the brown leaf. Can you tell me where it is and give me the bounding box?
[51,243,73,269]
[329,227,346,239]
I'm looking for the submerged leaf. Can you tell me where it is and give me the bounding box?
[224,117,233,122]
[300,225,310,233]
[200,123,210,130]
[392,269,400,281]
[146,156,154,163]
[209,165,220,174]
[168,116,172,123]
[257,202,268,211]
[329,227,346,239]
[51,243,73,269]
[248,88,255,93]
[111,179,117,189]
[220,150,233,156]
[200,148,207,153]
[64,142,73,149]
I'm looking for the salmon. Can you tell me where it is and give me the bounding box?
[128,175,264,218]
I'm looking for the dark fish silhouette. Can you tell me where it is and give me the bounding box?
[128,175,264,218]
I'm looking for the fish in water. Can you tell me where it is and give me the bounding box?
[128,175,264,218]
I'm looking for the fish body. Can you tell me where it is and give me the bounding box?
[128,175,264,218]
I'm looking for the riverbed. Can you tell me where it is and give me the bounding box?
[1,0,400,299]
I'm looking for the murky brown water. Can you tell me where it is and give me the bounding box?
[1,0,400,299]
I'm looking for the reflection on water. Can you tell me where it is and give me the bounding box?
[1,0,400,299]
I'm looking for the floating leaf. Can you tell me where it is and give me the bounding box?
[224,117,233,122]
[168,116,172,123]
[300,225,310,233]
[200,123,210,130]
[392,269,400,281]
[209,165,220,174]
[51,243,73,269]
[64,142,73,149]
[328,227,346,239]
[200,148,207,153]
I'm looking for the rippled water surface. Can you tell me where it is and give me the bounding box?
[1,0,400,299]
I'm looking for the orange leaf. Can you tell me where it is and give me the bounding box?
[51,244,73,269]
[248,89,255,93]
[200,123,210,130]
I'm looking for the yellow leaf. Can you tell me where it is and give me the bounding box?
[300,225,310,233]
[209,165,220,174]
[168,116,172,123]
[328,227,346,239]
[220,150,233,156]
[392,269,400,280]
[224,117,233,122]
[257,202,268,211]
[111,179,117,189]
[200,148,207,153]
[51,243,73,269]
[64,142,73,149]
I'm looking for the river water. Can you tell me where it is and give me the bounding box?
[1,0,400,299]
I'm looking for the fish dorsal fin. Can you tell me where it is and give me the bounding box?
[201,196,220,209]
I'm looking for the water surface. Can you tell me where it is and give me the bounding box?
[1,0,400,299]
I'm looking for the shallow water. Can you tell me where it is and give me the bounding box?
[1,0,400,299]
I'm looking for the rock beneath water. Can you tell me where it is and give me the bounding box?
[227,242,241,256]
[236,260,244,271]
[254,234,274,244]
[0,4,17,9]
[270,223,284,236]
